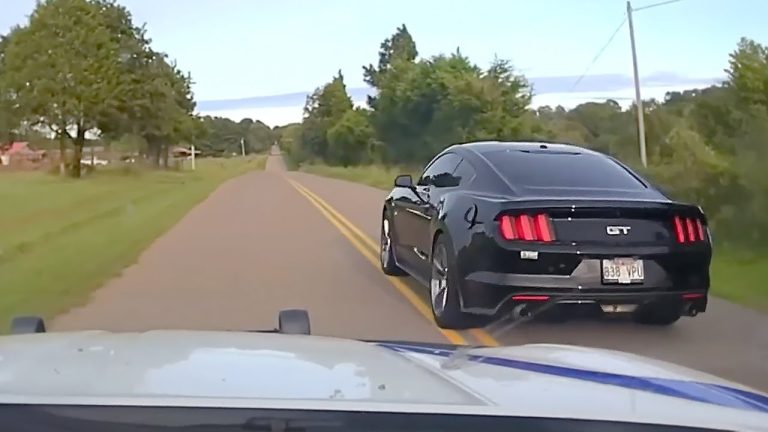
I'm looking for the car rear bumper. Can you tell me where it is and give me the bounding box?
[460,258,709,316]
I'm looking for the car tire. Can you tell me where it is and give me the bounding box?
[430,233,469,329]
[380,211,406,276]
[632,302,682,326]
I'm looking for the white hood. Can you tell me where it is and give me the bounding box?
[0,331,766,431]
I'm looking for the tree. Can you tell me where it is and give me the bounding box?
[327,108,374,166]
[717,41,768,245]
[190,116,274,157]
[0,29,22,146]
[1,0,196,175]
[274,122,304,163]
[245,119,275,154]
[300,71,353,161]
[363,24,418,89]
[193,116,243,156]
[87,0,192,167]
[151,58,196,167]
[727,106,768,245]
[726,38,768,108]
[290,31,765,249]
[367,46,533,164]
[1,0,148,177]
[122,52,190,166]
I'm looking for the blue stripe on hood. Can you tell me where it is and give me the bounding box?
[376,342,768,414]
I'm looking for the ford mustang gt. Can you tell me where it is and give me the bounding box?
[380,141,712,329]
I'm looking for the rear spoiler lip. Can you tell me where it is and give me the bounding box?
[484,199,707,220]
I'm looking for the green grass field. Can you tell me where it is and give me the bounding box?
[0,156,266,329]
[299,161,768,311]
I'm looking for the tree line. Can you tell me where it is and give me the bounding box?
[192,116,274,157]
[0,0,275,177]
[278,25,768,249]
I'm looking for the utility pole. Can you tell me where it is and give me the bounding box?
[190,144,196,171]
[240,137,246,157]
[627,1,647,168]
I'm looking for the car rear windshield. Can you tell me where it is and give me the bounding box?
[484,149,647,190]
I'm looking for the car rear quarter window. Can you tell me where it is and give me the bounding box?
[418,153,462,186]
[484,149,647,190]
[453,159,476,186]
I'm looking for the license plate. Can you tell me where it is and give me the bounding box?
[602,258,644,284]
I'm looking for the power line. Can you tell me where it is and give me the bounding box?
[567,0,683,94]
[633,0,683,12]
[569,15,628,92]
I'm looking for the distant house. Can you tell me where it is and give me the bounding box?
[0,142,47,167]
[171,146,201,158]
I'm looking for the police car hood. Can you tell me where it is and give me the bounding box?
[0,331,766,431]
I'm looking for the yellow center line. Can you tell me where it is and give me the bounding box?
[286,176,501,347]
[294,181,380,252]
[469,328,500,346]
[285,178,468,346]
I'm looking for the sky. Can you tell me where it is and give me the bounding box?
[2,0,766,126]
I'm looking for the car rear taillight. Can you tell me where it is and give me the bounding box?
[498,214,555,242]
[672,215,707,243]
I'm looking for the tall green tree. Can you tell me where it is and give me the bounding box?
[368,46,533,164]
[2,0,144,177]
[362,24,418,90]
[300,70,354,161]
[720,38,768,245]
[145,56,196,167]
[726,38,768,108]
[0,29,22,146]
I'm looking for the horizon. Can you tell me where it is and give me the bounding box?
[195,73,722,127]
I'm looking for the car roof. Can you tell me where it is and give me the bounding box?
[439,140,668,201]
[451,140,602,157]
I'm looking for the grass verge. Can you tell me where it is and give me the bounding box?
[0,156,266,329]
[709,250,768,310]
[297,161,768,312]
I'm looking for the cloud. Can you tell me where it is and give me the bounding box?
[197,72,723,112]
[196,72,725,127]
[528,72,723,94]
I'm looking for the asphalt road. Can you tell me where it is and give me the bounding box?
[53,150,768,391]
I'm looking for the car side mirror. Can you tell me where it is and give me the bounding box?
[394,174,413,188]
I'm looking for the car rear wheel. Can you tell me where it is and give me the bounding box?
[632,301,682,326]
[380,212,406,276]
[430,234,469,329]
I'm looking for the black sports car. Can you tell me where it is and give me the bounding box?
[380,141,712,329]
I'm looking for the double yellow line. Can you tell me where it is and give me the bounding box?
[285,177,500,347]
